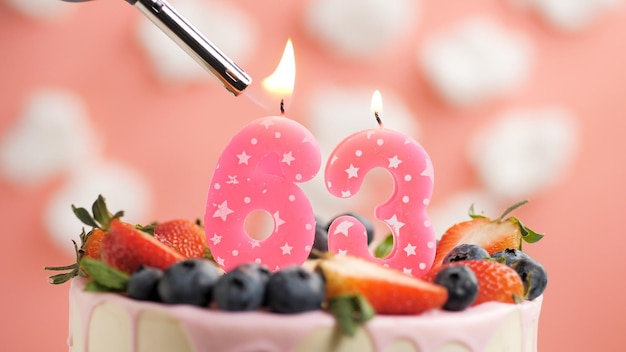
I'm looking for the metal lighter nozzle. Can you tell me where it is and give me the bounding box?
[127,0,252,96]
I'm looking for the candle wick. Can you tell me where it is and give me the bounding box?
[375,111,384,128]
[280,99,285,115]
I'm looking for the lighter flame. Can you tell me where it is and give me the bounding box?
[371,90,383,114]
[262,39,295,97]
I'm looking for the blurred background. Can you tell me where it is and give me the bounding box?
[1,0,625,350]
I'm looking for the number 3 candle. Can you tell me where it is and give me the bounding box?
[204,40,321,271]
[324,91,436,277]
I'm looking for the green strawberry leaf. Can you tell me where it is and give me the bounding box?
[327,294,376,337]
[514,218,544,244]
[468,204,487,219]
[72,205,99,228]
[80,258,130,292]
[497,200,528,221]
[374,234,393,258]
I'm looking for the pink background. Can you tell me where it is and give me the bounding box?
[1,0,625,351]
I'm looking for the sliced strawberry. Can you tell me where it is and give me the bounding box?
[83,229,106,260]
[425,260,524,305]
[152,219,207,258]
[433,201,543,266]
[317,255,447,315]
[100,220,185,274]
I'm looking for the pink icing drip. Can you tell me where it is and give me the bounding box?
[69,277,542,352]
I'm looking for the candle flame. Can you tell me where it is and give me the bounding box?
[262,39,296,98]
[371,90,383,114]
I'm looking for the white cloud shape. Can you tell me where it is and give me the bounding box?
[136,0,256,83]
[0,89,102,187]
[510,0,623,31]
[4,0,75,20]
[44,159,152,255]
[420,16,533,107]
[468,107,578,200]
[302,86,420,220]
[305,0,418,60]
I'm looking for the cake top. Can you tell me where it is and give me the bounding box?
[46,194,547,335]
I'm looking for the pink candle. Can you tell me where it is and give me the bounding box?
[324,91,436,277]
[204,40,321,271]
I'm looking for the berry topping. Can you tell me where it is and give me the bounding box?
[148,219,208,259]
[266,266,325,314]
[510,257,548,300]
[433,265,478,311]
[434,201,544,266]
[442,244,490,264]
[317,254,447,315]
[213,263,271,311]
[100,220,185,274]
[426,260,524,306]
[158,259,221,307]
[127,266,163,302]
[491,248,530,265]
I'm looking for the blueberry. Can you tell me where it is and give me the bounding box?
[434,265,478,311]
[266,266,325,314]
[127,266,163,302]
[309,216,329,259]
[510,257,548,300]
[213,263,271,311]
[491,248,530,265]
[158,259,221,307]
[442,244,490,264]
[326,213,374,244]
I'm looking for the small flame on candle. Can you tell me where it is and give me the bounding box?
[262,39,296,101]
[371,90,384,127]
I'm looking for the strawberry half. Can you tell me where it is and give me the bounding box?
[425,260,524,305]
[150,219,208,259]
[100,220,185,274]
[433,200,543,266]
[317,255,447,315]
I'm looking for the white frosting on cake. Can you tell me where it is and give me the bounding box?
[68,277,542,352]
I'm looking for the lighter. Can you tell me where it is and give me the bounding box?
[63,0,252,96]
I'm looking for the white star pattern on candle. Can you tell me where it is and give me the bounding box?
[333,220,354,236]
[302,135,315,144]
[273,211,285,232]
[226,175,239,184]
[237,151,251,165]
[282,151,295,165]
[421,157,434,180]
[250,239,260,248]
[213,201,234,221]
[280,242,293,255]
[404,243,417,256]
[341,190,352,197]
[388,155,403,168]
[366,130,375,139]
[345,164,359,178]
[403,268,413,275]
[385,214,405,233]
[210,233,222,245]
[260,120,274,129]
[216,256,225,267]
[338,249,348,255]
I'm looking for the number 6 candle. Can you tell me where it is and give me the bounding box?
[204,40,321,271]
[324,90,436,277]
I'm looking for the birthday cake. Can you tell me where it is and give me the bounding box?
[48,192,546,352]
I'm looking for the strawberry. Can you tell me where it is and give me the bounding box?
[425,260,524,305]
[150,219,208,259]
[433,200,544,266]
[317,255,447,315]
[100,219,185,274]
[46,195,124,284]
[83,229,106,260]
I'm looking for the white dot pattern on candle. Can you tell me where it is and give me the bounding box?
[324,128,435,277]
[205,116,320,272]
